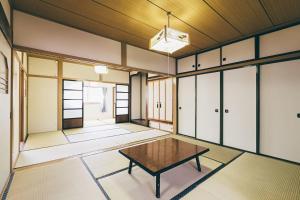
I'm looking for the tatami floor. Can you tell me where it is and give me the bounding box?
[4,123,300,200]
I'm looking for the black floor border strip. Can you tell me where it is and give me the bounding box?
[1,172,15,200]
[63,127,120,136]
[62,130,71,143]
[80,157,111,200]
[171,152,245,200]
[96,165,137,180]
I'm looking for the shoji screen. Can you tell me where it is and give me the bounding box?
[223,66,256,152]
[63,80,83,129]
[115,84,129,123]
[196,72,220,143]
[178,76,195,137]
[260,60,300,163]
[131,75,140,119]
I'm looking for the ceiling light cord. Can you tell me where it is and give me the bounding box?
[167,11,171,28]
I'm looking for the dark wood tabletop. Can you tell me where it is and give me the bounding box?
[119,138,209,175]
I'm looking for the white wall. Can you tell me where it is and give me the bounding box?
[127,45,176,75]
[12,52,20,166]
[101,69,129,84]
[131,75,141,119]
[13,11,122,65]
[0,0,11,193]
[63,62,99,81]
[28,77,58,133]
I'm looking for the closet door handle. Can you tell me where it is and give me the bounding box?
[156,103,159,108]
[222,57,226,61]
[225,109,229,113]
[297,113,300,118]
[159,102,162,108]
[215,109,219,113]
[192,64,195,68]
[179,106,182,110]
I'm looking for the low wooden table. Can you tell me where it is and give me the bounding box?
[119,138,209,198]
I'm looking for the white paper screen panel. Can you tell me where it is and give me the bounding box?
[28,57,58,77]
[63,62,99,81]
[64,110,82,119]
[64,100,82,109]
[260,60,300,163]
[64,90,83,99]
[148,81,154,118]
[28,77,57,133]
[126,45,176,75]
[131,75,141,119]
[14,11,121,65]
[64,81,82,90]
[116,100,128,107]
[117,92,128,99]
[260,25,300,58]
[117,108,128,115]
[116,85,128,92]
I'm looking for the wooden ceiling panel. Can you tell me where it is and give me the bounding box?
[261,0,300,25]
[149,0,241,41]
[93,0,217,49]
[205,0,273,34]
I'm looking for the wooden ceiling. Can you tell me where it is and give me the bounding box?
[13,0,300,58]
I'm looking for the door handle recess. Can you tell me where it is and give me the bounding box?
[179,107,182,110]
[156,103,158,108]
[297,113,300,118]
[215,109,219,113]
[159,102,162,108]
[225,109,229,113]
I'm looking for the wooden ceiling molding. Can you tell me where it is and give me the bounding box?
[13,0,300,58]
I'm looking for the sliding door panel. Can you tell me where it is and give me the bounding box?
[165,78,173,122]
[148,81,154,119]
[261,60,300,163]
[115,84,129,123]
[153,81,160,120]
[223,67,256,152]
[178,76,195,137]
[159,79,166,120]
[196,72,220,143]
[63,80,83,129]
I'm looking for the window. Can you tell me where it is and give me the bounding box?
[84,87,104,103]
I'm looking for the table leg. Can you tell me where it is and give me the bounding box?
[156,174,160,198]
[196,156,201,172]
[128,160,133,174]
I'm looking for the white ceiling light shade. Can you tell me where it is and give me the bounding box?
[94,65,108,74]
[150,26,189,54]
[149,12,190,54]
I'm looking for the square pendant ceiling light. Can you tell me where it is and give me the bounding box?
[149,26,189,54]
[94,65,108,74]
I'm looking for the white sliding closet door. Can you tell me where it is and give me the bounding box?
[153,81,160,120]
[165,78,173,121]
[178,76,195,137]
[197,72,220,143]
[223,66,256,152]
[261,60,300,163]
[159,80,166,120]
[148,81,154,119]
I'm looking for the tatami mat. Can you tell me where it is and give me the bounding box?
[172,135,242,164]
[84,119,115,127]
[16,130,171,168]
[83,150,130,178]
[6,158,105,200]
[183,153,300,200]
[67,128,130,143]
[99,157,222,200]
[63,124,118,135]
[23,131,69,151]
[117,123,151,132]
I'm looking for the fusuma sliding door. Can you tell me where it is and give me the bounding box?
[178,76,195,137]
[63,80,83,129]
[223,66,256,152]
[115,84,129,123]
[260,60,300,163]
[196,72,220,143]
